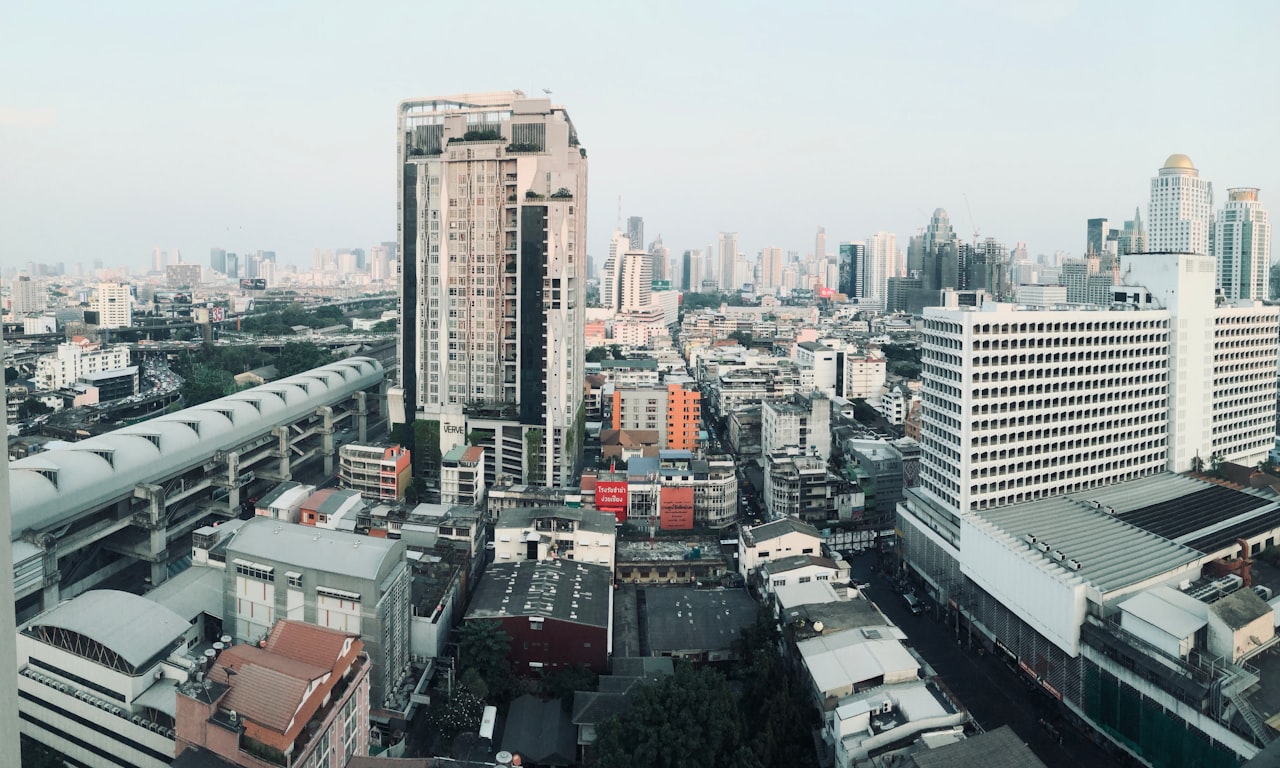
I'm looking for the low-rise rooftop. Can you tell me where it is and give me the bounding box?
[467,559,611,628]
[642,587,757,655]
[496,505,617,536]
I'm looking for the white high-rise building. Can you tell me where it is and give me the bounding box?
[0,326,20,768]
[393,91,587,487]
[1213,187,1271,301]
[918,253,1278,515]
[1148,153,1213,255]
[759,246,784,290]
[601,229,628,311]
[93,282,132,328]
[864,232,896,300]
[718,232,738,290]
[618,250,653,312]
[8,275,44,317]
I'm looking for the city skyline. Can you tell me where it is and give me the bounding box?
[3,2,1278,272]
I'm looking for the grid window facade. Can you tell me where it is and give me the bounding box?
[919,310,1171,514]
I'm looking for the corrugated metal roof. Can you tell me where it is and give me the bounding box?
[28,589,189,668]
[971,492,1202,594]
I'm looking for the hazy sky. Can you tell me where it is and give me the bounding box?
[3,1,1277,272]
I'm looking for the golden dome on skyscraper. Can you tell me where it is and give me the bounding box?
[1163,153,1196,171]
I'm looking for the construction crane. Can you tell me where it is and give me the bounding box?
[963,193,980,246]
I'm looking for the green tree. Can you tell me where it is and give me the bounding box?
[733,609,820,767]
[728,330,754,347]
[4,366,20,384]
[276,341,335,377]
[542,663,598,711]
[608,344,624,360]
[593,664,762,768]
[181,364,237,405]
[889,361,921,379]
[525,427,545,485]
[416,419,442,484]
[456,620,514,702]
[312,304,345,324]
[371,319,397,333]
[586,346,609,363]
[881,343,921,364]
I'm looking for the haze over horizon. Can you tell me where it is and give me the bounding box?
[2,0,1277,271]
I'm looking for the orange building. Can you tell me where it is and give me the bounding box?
[611,382,701,451]
[665,382,701,451]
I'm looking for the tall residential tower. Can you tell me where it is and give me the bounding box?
[393,91,587,487]
[1213,188,1271,301]
[1148,153,1213,255]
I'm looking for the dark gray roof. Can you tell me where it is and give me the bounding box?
[907,725,1046,768]
[257,480,305,508]
[571,691,632,726]
[643,587,758,653]
[611,656,674,678]
[743,517,821,546]
[1211,588,1272,630]
[467,560,611,628]
[783,597,889,637]
[763,554,839,574]
[501,694,577,766]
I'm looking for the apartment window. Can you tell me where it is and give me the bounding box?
[234,560,275,581]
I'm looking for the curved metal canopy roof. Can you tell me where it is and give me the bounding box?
[9,356,384,539]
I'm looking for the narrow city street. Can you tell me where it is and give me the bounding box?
[844,554,1129,768]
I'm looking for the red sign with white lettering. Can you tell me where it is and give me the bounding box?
[596,481,628,523]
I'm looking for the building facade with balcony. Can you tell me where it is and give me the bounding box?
[338,443,411,502]
[493,506,617,570]
[440,444,485,506]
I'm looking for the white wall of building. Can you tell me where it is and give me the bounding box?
[959,515,1088,655]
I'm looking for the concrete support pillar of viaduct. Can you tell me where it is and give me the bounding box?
[40,545,60,609]
[273,425,292,481]
[224,451,241,514]
[133,483,169,588]
[317,406,336,477]
[353,391,369,443]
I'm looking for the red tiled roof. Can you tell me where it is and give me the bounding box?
[299,487,337,512]
[206,621,363,754]
[217,663,310,733]
[265,619,354,670]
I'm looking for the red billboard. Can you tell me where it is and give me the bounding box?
[595,481,629,524]
[660,486,695,530]
[818,286,836,299]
